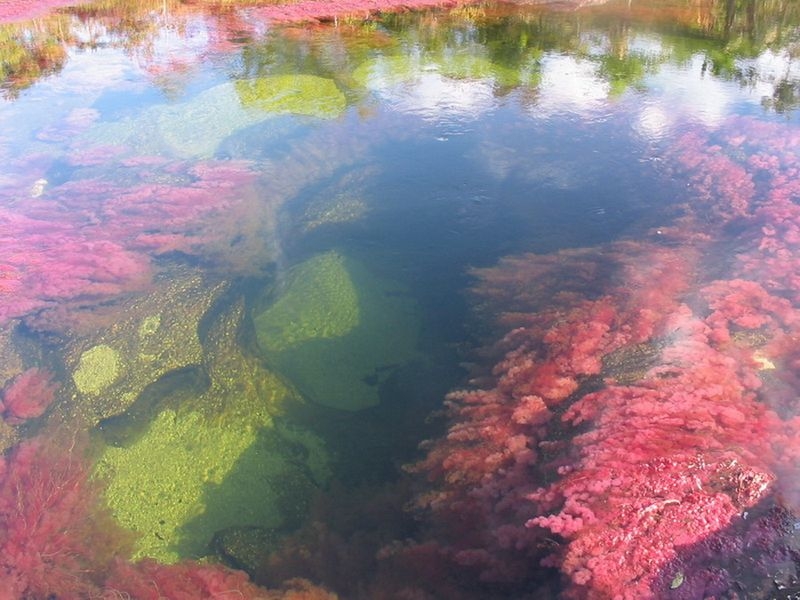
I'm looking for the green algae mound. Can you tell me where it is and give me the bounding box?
[236,74,346,119]
[255,251,359,353]
[94,396,329,562]
[253,250,421,411]
[92,297,331,563]
[72,344,120,395]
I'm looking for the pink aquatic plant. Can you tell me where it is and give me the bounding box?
[0,434,128,599]
[0,0,81,24]
[0,430,338,598]
[0,157,263,329]
[0,368,58,424]
[410,115,800,598]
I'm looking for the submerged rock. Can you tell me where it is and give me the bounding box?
[81,75,346,160]
[62,267,229,424]
[298,167,375,233]
[253,250,421,411]
[235,75,347,120]
[211,526,284,576]
[93,292,330,563]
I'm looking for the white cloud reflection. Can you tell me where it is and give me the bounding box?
[360,55,497,121]
[533,55,610,116]
[633,49,800,142]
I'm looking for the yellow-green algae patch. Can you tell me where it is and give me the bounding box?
[94,402,329,562]
[255,251,359,354]
[95,409,263,562]
[254,250,421,411]
[94,296,331,562]
[236,74,347,119]
[80,83,277,159]
[72,344,120,395]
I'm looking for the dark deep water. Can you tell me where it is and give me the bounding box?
[1,1,800,598]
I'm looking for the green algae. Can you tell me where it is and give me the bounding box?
[94,401,329,562]
[92,296,331,563]
[64,271,228,425]
[89,298,329,562]
[235,74,347,119]
[255,251,359,354]
[96,409,268,561]
[253,250,421,411]
[72,344,120,395]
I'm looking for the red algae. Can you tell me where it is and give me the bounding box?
[0,434,129,598]
[410,115,800,598]
[0,368,57,424]
[0,0,80,24]
[242,0,469,24]
[0,430,339,599]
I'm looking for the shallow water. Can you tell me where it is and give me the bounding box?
[1,0,800,598]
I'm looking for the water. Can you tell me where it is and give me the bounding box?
[1,1,800,598]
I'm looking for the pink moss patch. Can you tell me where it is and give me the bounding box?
[0,0,81,24]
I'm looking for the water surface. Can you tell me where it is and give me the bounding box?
[1,1,800,598]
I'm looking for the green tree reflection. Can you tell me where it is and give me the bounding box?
[0,0,798,112]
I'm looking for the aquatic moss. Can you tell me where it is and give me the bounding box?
[138,314,161,340]
[302,191,368,232]
[72,344,120,395]
[80,83,281,159]
[255,251,359,354]
[94,405,328,562]
[235,74,347,119]
[253,251,421,411]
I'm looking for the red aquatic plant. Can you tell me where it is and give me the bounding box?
[0,158,263,329]
[0,368,58,424]
[0,434,128,599]
[411,115,800,597]
[105,560,338,599]
[0,0,81,24]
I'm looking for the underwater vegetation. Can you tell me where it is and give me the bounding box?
[403,116,800,598]
[0,291,338,598]
[0,368,57,424]
[0,1,800,599]
[254,251,421,411]
[236,75,347,119]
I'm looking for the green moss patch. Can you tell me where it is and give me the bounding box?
[236,74,347,119]
[254,251,421,411]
